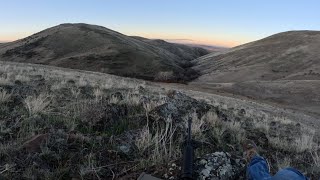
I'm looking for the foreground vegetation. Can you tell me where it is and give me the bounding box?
[0,62,319,179]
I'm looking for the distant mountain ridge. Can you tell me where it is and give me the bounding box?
[0,23,209,81]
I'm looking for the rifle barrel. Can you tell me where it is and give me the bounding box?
[181,117,194,179]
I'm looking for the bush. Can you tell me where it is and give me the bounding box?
[154,71,176,82]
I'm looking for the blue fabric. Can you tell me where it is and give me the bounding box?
[272,168,308,180]
[247,155,308,180]
[247,155,272,180]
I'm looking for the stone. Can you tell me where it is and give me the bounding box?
[195,152,246,180]
[22,134,48,153]
[150,93,211,123]
[119,145,130,154]
[199,159,207,165]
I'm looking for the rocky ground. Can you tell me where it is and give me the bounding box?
[0,62,319,179]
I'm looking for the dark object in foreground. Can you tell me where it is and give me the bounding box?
[181,117,195,180]
[138,172,162,180]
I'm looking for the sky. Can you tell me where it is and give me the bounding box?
[0,0,319,47]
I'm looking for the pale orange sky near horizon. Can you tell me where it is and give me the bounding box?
[1,1,319,47]
[0,27,254,47]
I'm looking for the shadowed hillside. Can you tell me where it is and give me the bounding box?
[0,23,209,82]
[131,36,209,61]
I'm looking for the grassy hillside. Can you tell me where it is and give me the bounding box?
[0,61,319,179]
[194,31,320,82]
[0,23,209,82]
[191,31,320,117]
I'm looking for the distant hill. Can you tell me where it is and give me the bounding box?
[191,31,320,117]
[130,37,209,61]
[193,31,320,83]
[163,39,228,52]
[0,23,209,81]
[182,43,228,52]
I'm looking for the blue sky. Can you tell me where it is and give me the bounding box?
[1,0,319,47]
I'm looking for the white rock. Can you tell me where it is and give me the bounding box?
[199,159,207,165]
[201,169,211,177]
[164,174,169,179]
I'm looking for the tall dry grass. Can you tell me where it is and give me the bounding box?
[0,88,11,103]
[24,94,51,116]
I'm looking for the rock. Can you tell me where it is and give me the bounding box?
[118,144,131,154]
[80,103,128,131]
[201,168,211,177]
[166,90,177,98]
[67,133,90,143]
[195,152,246,180]
[22,134,48,153]
[150,93,211,123]
[164,174,169,179]
[199,159,207,165]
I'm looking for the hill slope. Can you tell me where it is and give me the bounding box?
[131,36,209,61]
[191,31,320,117]
[193,31,320,83]
[0,23,209,81]
[0,61,319,179]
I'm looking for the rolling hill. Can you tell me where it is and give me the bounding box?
[191,31,320,117]
[193,31,320,83]
[0,23,209,81]
[130,36,209,61]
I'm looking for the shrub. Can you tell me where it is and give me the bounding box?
[154,71,175,82]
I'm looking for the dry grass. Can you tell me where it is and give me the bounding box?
[0,88,11,103]
[276,156,292,170]
[135,125,152,152]
[268,131,315,153]
[24,94,51,116]
[123,93,141,106]
[108,95,121,104]
[93,88,104,102]
[201,110,219,127]
[184,112,205,140]
[0,61,320,178]
[135,116,179,166]
[0,61,147,92]
[311,149,320,168]
[15,74,30,82]
[77,77,89,87]
[0,76,12,86]
[79,153,101,179]
[50,80,67,91]
[294,132,315,152]
[71,87,81,99]
[252,119,270,133]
